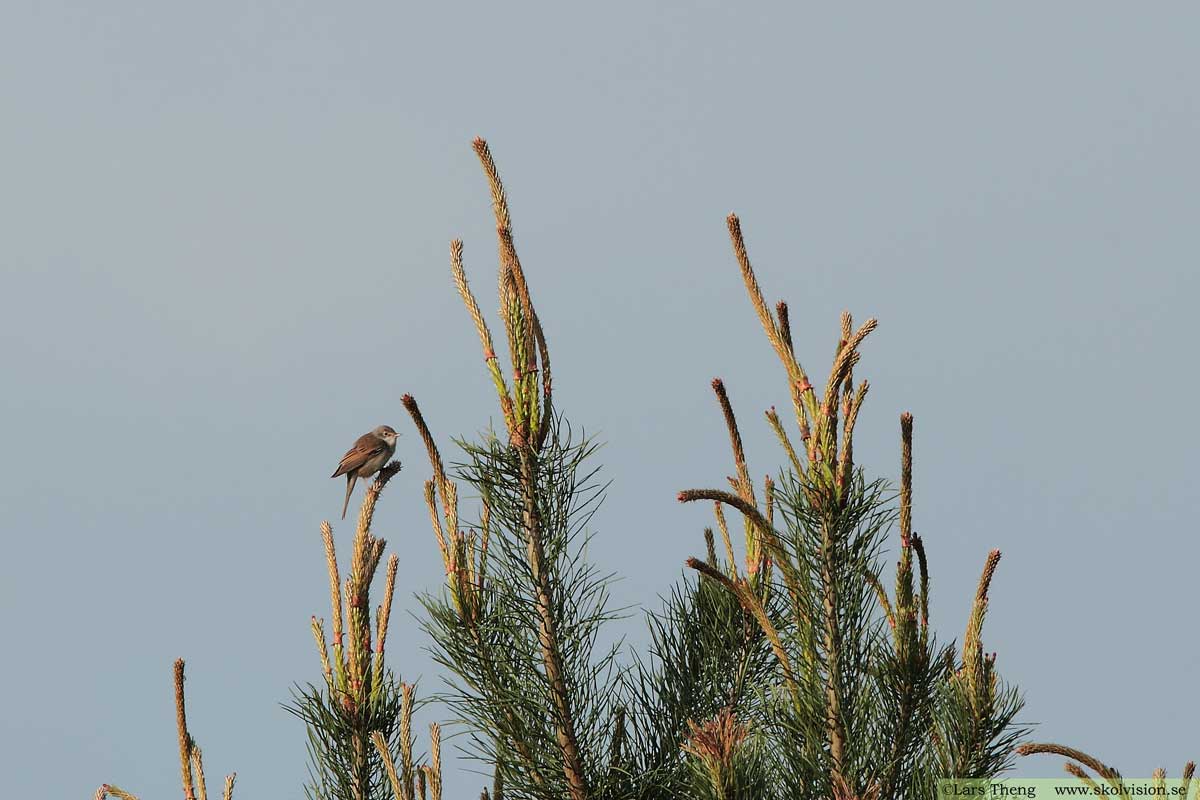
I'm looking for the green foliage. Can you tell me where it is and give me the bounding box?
[619,568,778,797]
[919,663,1027,788]
[618,467,1027,800]
[420,420,624,800]
[287,673,412,800]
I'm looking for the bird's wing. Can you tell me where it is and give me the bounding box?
[331,433,388,478]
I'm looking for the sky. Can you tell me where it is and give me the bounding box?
[2,2,1198,796]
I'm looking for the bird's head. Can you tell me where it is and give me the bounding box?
[375,425,400,444]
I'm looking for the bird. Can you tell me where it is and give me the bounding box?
[331,425,400,519]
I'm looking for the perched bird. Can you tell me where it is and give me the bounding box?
[331,425,400,519]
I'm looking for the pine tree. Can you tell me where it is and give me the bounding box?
[99,138,1083,800]
[397,140,1030,799]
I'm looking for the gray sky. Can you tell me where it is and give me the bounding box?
[2,2,1198,796]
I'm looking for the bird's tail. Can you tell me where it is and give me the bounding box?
[341,475,357,520]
